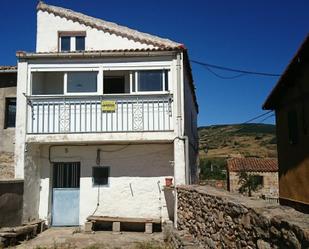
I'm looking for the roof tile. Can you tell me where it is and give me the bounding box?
[227,158,278,172]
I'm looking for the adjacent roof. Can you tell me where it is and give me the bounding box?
[0,66,17,73]
[263,34,309,110]
[227,158,278,172]
[16,47,182,59]
[37,1,183,49]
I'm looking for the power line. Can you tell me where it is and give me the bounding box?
[191,59,281,78]
[242,110,273,124]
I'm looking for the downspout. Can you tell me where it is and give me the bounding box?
[174,52,190,228]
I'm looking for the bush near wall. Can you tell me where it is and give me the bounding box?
[177,185,309,249]
[199,158,227,181]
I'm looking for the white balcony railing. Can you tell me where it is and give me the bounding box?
[26,94,173,134]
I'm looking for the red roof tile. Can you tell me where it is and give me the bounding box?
[227,158,278,172]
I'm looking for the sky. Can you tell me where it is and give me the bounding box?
[1,0,308,126]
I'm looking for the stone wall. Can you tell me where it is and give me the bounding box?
[177,185,309,249]
[0,179,23,227]
[0,152,14,179]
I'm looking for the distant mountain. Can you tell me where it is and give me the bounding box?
[198,123,277,159]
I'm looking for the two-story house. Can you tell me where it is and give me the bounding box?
[15,2,198,227]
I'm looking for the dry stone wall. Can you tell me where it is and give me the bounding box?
[177,185,309,249]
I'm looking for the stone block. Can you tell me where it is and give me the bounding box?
[145,222,153,234]
[84,221,93,233]
[112,222,121,233]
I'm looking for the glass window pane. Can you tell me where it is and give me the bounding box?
[32,72,64,95]
[61,37,71,51]
[164,70,169,91]
[67,72,97,93]
[75,36,85,51]
[5,98,16,128]
[138,70,163,92]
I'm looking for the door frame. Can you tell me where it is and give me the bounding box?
[51,162,81,226]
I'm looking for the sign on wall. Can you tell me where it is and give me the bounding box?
[101,100,116,112]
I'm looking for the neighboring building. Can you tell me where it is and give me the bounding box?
[14,2,198,226]
[0,66,17,179]
[227,158,278,198]
[263,34,309,213]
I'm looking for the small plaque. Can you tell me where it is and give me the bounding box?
[101,100,116,112]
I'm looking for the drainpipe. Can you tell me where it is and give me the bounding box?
[174,52,190,228]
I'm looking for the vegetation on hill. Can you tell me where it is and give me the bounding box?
[198,123,277,159]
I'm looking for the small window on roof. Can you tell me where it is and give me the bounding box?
[60,37,71,52]
[76,36,85,51]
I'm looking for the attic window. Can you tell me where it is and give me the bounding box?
[59,31,86,52]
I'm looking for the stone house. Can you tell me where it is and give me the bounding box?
[263,34,309,213]
[0,66,17,179]
[14,2,198,228]
[227,158,278,198]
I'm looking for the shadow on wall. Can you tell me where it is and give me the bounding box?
[0,180,23,227]
[44,144,174,178]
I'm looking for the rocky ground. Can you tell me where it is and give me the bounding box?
[13,227,171,249]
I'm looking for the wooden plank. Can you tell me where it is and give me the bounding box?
[87,215,161,224]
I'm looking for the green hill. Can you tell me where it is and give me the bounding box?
[198,123,277,159]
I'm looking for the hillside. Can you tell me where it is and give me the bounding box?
[198,123,277,159]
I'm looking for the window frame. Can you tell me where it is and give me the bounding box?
[65,71,99,95]
[58,31,86,52]
[92,166,110,187]
[30,69,101,96]
[134,70,169,94]
[4,97,16,129]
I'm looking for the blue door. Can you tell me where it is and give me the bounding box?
[52,162,80,226]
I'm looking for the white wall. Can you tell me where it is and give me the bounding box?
[37,10,156,53]
[36,144,174,225]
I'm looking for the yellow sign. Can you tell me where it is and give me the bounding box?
[101,100,116,112]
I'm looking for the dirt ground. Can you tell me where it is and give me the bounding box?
[12,227,169,249]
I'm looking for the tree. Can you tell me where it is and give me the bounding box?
[237,170,262,197]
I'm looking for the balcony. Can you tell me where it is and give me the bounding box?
[26,94,173,134]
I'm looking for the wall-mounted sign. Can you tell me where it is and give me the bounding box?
[101,100,116,112]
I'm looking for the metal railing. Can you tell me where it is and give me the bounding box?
[26,94,173,134]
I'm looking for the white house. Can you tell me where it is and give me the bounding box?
[15,2,198,228]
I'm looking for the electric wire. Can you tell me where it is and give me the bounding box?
[191,59,281,78]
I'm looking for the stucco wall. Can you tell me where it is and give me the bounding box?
[229,171,279,198]
[37,10,156,52]
[0,73,16,153]
[23,143,174,225]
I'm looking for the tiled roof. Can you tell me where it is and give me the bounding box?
[37,1,183,49]
[16,47,182,57]
[0,66,17,72]
[227,158,278,172]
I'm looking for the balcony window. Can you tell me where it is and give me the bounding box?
[137,70,168,92]
[67,72,97,93]
[32,72,64,95]
[104,71,130,94]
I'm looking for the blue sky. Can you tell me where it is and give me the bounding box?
[1,0,308,126]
